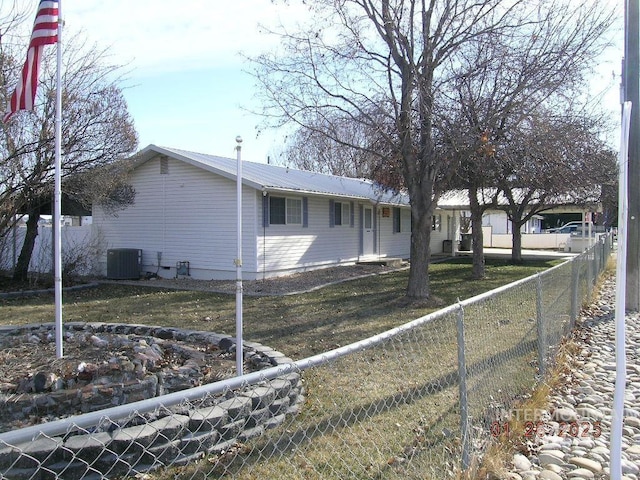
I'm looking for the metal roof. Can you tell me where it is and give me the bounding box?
[130,146,599,212]
[134,145,409,206]
[437,188,600,210]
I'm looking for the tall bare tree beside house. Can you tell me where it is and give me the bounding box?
[438,1,615,277]
[281,113,376,178]
[252,0,615,299]
[0,21,138,282]
[496,112,618,263]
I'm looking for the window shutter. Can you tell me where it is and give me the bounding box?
[358,205,364,254]
[329,199,335,227]
[303,197,308,228]
[373,207,378,252]
[262,194,269,228]
[350,201,355,227]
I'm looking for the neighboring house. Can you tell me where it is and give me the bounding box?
[437,189,600,251]
[438,190,589,234]
[481,211,543,234]
[93,145,450,280]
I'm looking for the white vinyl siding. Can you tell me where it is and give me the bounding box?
[378,207,447,257]
[378,206,410,258]
[94,157,258,279]
[429,210,449,252]
[258,196,361,277]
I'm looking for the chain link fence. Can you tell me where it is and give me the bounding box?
[0,235,614,479]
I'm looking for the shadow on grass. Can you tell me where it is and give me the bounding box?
[200,333,540,479]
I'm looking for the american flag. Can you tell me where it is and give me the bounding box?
[3,0,59,122]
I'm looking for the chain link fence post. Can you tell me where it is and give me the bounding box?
[596,242,600,281]
[591,242,598,294]
[570,257,580,330]
[535,274,546,378]
[587,245,593,297]
[456,303,470,471]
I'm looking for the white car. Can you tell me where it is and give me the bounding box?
[546,221,584,234]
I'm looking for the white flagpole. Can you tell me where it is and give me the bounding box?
[611,101,631,480]
[54,0,64,358]
[235,135,244,376]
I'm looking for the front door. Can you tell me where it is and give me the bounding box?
[362,207,374,256]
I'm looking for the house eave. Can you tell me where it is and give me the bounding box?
[133,144,265,191]
[262,186,369,201]
[262,187,409,206]
[131,145,411,206]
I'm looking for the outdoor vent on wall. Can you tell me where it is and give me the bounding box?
[160,156,169,174]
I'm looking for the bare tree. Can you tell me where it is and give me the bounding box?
[252,0,615,299]
[253,0,551,299]
[281,114,375,177]
[496,112,617,263]
[438,1,615,276]
[0,23,138,281]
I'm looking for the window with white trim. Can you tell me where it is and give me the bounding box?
[334,201,350,226]
[269,196,302,225]
[286,198,302,224]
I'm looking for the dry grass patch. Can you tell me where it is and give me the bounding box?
[1,257,560,361]
[0,257,570,479]
[470,265,616,480]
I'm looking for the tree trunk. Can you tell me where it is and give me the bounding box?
[13,211,40,282]
[471,209,485,279]
[511,224,524,264]
[406,208,432,298]
[469,188,485,279]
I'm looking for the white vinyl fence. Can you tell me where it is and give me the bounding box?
[0,225,102,277]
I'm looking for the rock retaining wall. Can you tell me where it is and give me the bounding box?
[0,323,303,480]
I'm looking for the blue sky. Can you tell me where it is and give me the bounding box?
[4,0,626,163]
[60,0,308,163]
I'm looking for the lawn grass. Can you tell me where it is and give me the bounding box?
[0,256,569,479]
[0,257,562,361]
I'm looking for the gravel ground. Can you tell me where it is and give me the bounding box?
[505,275,640,480]
[102,263,408,296]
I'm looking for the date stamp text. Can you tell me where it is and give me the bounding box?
[490,420,602,439]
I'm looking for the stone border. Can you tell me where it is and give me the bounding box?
[0,323,304,479]
[0,282,100,299]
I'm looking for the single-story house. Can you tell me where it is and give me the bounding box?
[437,189,602,234]
[437,190,601,251]
[480,211,543,234]
[92,145,451,280]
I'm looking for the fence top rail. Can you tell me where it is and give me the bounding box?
[0,241,604,446]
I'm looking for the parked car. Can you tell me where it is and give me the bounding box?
[546,221,605,235]
[572,225,607,236]
[545,221,584,234]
